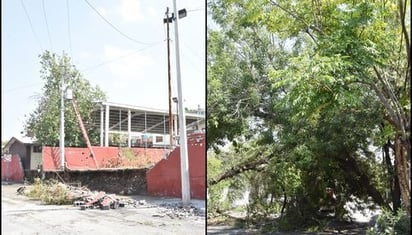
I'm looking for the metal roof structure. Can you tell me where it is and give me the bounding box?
[89,101,205,147]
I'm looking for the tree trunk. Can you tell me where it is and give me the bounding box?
[393,171,402,213]
[384,141,401,213]
[280,186,287,219]
[394,136,410,215]
[336,155,388,209]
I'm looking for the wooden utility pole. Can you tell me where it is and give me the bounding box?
[164,7,174,148]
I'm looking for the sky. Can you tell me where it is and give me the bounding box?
[1,0,205,142]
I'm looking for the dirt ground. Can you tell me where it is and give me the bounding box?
[206,210,372,235]
[206,225,369,235]
[1,183,205,235]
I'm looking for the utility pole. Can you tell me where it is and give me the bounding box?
[164,7,174,148]
[172,0,190,207]
[60,67,65,171]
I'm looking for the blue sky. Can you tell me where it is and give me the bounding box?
[1,0,205,142]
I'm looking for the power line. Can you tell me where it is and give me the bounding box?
[4,82,43,94]
[42,0,53,51]
[20,0,43,51]
[80,42,162,72]
[187,8,205,13]
[4,43,161,92]
[181,38,203,61]
[83,0,153,45]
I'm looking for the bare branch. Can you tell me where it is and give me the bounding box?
[373,66,408,141]
[370,82,401,130]
[398,0,411,64]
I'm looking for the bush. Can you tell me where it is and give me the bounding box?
[367,209,410,235]
[27,178,46,198]
[27,178,72,205]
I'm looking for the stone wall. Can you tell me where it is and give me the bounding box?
[43,169,148,195]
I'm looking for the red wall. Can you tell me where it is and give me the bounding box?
[146,133,205,199]
[42,146,165,171]
[1,154,25,182]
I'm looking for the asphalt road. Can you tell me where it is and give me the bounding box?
[2,183,206,235]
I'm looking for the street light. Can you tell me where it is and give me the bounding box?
[172,0,190,207]
[177,9,187,18]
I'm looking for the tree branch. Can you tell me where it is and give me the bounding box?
[270,0,324,36]
[373,66,408,142]
[208,153,274,186]
[368,79,399,129]
[398,0,411,64]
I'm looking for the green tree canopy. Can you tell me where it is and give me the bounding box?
[207,0,410,230]
[25,51,106,147]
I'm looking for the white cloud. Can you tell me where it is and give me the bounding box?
[118,0,144,23]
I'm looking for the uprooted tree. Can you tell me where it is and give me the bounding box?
[24,51,107,147]
[207,0,410,229]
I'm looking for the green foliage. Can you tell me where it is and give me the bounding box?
[27,178,72,205]
[367,209,411,235]
[207,152,231,215]
[207,0,410,230]
[110,133,128,147]
[24,51,106,147]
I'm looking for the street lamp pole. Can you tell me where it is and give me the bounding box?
[172,0,190,207]
[60,68,65,171]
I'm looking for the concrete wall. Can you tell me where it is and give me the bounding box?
[146,133,205,199]
[42,146,166,171]
[44,169,148,195]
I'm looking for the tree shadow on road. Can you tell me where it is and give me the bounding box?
[207,213,371,235]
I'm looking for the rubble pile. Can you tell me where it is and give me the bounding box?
[23,181,206,217]
[119,199,156,208]
[153,202,206,219]
[65,170,147,195]
[70,189,121,210]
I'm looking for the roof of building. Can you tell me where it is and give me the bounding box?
[91,101,205,135]
[3,136,37,151]
[98,101,205,119]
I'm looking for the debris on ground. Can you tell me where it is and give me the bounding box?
[65,186,124,211]
[16,186,26,195]
[25,181,205,216]
[152,202,206,219]
[66,186,205,217]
